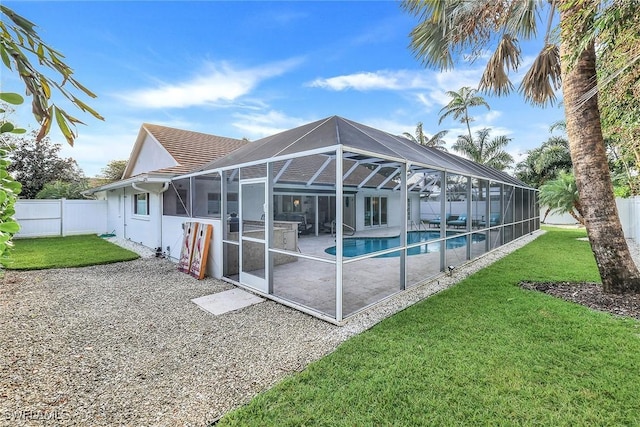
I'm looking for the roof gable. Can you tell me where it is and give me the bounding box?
[123,123,247,178]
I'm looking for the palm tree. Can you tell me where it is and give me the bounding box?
[539,172,584,225]
[516,132,573,223]
[515,126,572,188]
[402,0,640,294]
[403,122,449,151]
[438,87,489,140]
[452,128,514,172]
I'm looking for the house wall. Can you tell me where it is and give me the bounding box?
[119,186,164,250]
[129,134,177,177]
[161,215,223,279]
[354,190,405,230]
[408,193,421,224]
[94,188,126,237]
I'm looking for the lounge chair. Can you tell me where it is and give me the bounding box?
[428,213,450,228]
[478,214,500,228]
[447,214,467,228]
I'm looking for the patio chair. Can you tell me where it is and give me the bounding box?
[478,214,501,228]
[447,214,467,228]
[428,213,450,228]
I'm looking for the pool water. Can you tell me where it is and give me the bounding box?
[325,230,485,258]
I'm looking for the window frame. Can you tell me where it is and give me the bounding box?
[133,192,150,216]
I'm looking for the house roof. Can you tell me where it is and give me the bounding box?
[192,116,530,188]
[140,124,247,175]
[86,124,247,194]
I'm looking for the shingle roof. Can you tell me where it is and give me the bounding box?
[143,124,247,174]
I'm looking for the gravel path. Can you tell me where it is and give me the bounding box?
[2,231,543,426]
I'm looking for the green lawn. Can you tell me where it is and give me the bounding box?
[5,234,139,270]
[219,227,640,426]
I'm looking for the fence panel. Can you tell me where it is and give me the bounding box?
[617,196,640,242]
[15,199,108,238]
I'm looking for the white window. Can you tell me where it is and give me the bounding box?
[134,193,149,215]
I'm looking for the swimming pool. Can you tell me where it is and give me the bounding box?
[325,230,485,258]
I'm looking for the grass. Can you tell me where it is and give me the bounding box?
[219,227,640,426]
[5,234,139,270]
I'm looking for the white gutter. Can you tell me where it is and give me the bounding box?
[83,175,171,195]
[131,181,170,194]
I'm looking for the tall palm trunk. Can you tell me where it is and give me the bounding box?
[560,6,640,293]
[464,111,473,141]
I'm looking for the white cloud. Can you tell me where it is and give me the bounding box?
[434,67,484,90]
[308,70,433,91]
[231,110,307,140]
[480,110,502,124]
[118,58,302,109]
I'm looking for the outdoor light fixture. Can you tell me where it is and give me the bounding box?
[448,265,455,276]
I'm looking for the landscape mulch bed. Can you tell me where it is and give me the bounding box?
[520,281,640,321]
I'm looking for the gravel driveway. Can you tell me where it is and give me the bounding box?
[1,259,340,426]
[1,232,544,426]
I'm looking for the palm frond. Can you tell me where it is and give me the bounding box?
[402,132,417,143]
[452,134,481,161]
[409,18,454,70]
[549,120,566,133]
[519,43,561,106]
[486,153,515,171]
[426,129,449,151]
[401,0,446,23]
[538,172,580,218]
[504,0,539,40]
[479,33,520,96]
[485,134,512,153]
[439,86,489,125]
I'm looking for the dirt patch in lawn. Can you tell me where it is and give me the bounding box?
[520,281,640,320]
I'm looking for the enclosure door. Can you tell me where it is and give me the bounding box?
[239,179,268,293]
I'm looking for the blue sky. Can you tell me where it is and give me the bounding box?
[3,1,564,177]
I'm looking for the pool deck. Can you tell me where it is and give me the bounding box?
[266,225,495,318]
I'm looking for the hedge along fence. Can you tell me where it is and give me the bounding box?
[15,199,108,238]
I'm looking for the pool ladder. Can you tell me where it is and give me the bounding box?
[330,220,356,237]
[408,220,427,231]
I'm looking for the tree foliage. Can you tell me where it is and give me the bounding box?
[36,180,88,199]
[515,135,572,188]
[99,159,127,183]
[438,86,489,140]
[0,6,100,263]
[0,97,23,262]
[539,172,584,225]
[402,0,640,293]
[6,132,84,199]
[452,128,514,171]
[1,5,104,145]
[594,1,640,195]
[402,122,449,151]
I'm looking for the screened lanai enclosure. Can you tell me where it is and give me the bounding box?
[175,116,538,323]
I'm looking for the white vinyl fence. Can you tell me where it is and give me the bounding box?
[617,195,640,243]
[15,199,108,238]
